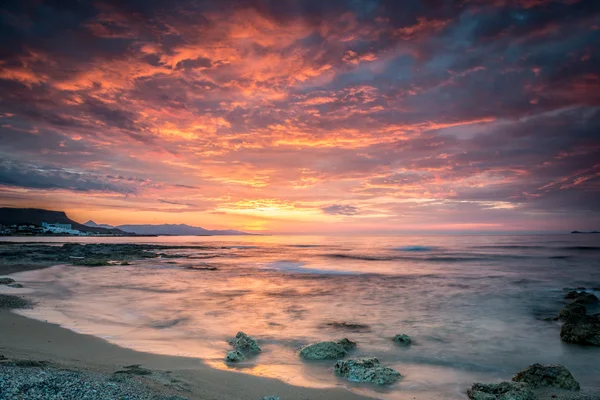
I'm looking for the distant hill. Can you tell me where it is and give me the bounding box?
[116,223,248,236]
[0,208,125,234]
[571,231,600,234]
[84,220,116,229]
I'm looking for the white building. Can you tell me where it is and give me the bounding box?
[42,222,81,235]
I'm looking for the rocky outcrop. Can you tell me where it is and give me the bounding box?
[512,363,579,391]
[299,338,356,360]
[560,314,600,346]
[467,381,534,400]
[225,350,246,362]
[334,357,401,385]
[0,278,15,285]
[393,334,412,345]
[558,303,587,320]
[228,331,262,353]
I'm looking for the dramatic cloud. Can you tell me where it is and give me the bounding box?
[0,0,599,232]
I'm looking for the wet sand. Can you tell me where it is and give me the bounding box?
[0,310,373,400]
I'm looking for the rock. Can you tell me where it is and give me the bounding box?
[225,350,246,362]
[334,357,401,385]
[0,294,33,309]
[565,291,580,299]
[467,381,535,400]
[512,363,579,391]
[393,334,412,345]
[324,322,371,332]
[565,291,599,304]
[560,314,600,346]
[258,397,280,400]
[9,360,49,368]
[229,331,262,353]
[558,303,587,320]
[572,293,599,305]
[113,364,152,375]
[7,283,23,288]
[299,341,346,360]
[336,338,357,351]
[0,277,15,285]
[72,258,111,267]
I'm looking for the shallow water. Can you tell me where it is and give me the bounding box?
[3,234,600,399]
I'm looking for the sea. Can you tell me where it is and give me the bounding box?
[2,234,600,399]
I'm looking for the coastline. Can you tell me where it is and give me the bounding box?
[2,239,600,400]
[0,310,373,400]
[0,242,373,399]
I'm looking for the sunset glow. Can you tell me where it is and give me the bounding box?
[1,0,599,233]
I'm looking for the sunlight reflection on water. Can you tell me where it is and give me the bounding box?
[5,234,600,399]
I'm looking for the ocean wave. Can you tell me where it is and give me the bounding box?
[324,253,530,262]
[266,260,359,275]
[394,246,435,252]
[325,254,392,261]
[562,246,600,251]
[473,245,547,249]
[150,317,188,329]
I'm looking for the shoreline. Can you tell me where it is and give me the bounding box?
[2,241,600,400]
[0,310,373,400]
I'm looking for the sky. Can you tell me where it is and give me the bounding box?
[0,0,599,234]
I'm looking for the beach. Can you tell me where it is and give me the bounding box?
[1,235,600,399]
[0,310,373,400]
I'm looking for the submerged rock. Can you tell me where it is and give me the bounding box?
[225,350,246,362]
[229,331,262,353]
[0,277,15,285]
[334,357,401,385]
[512,363,579,391]
[393,334,412,346]
[467,381,535,400]
[558,303,587,320]
[560,314,600,346]
[7,283,23,288]
[324,321,371,332]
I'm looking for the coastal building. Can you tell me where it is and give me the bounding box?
[41,222,81,235]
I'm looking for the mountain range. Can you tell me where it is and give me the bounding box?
[84,221,248,236]
[0,208,248,236]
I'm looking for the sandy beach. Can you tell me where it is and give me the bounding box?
[0,310,373,400]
